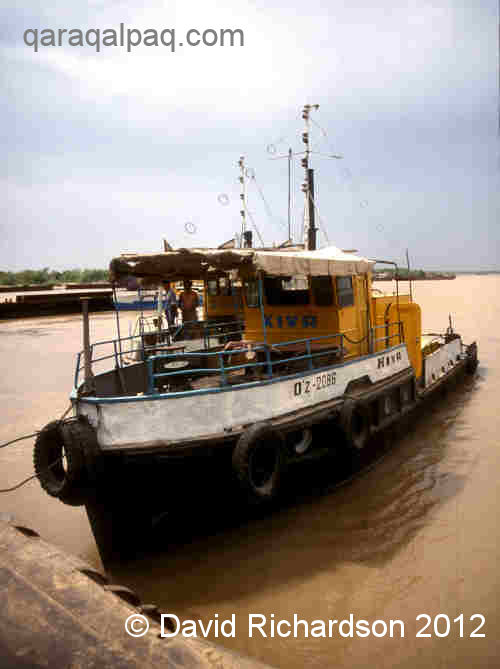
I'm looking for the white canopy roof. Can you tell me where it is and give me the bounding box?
[109,245,374,283]
[250,245,374,276]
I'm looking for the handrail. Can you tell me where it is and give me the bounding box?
[74,319,405,393]
[73,318,245,389]
[146,331,347,392]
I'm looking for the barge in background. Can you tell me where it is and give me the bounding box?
[32,244,478,560]
[0,288,113,319]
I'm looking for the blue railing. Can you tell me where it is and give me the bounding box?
[145,321,404,394]
[73,318,245,389]
[74,319,404,394]
[145,331,345,394]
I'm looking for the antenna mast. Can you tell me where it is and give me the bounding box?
[287,148,292,243]
[238,155,253,248]
[301,104,319,250]
[238,156,246,246]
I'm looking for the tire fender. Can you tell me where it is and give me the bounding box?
[465,342,478,374]
[33,418,98,506]
[339,398,371,450]
[232,423,284,502]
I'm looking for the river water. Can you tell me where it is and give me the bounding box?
[1,276,499,668]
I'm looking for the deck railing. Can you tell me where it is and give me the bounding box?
[146,332,346,394]
[73,318,245,389]
[73,320,404,394]
[146,321,404,394]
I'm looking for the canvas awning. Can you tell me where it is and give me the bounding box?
[109,246,375,284]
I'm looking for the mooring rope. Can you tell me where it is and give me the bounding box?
[0,403,74,493]
[0,404,73,451]
[0,457,64,493]
[0,432,41,450]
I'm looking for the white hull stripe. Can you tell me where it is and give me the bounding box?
[424,338,462,388]
[77,344,411,450]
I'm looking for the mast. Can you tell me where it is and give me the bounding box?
[238,156,246,247]
[287,147,292,242]
[301,104,319,250]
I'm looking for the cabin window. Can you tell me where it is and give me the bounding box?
[311,276,333,306]
[207,279,218,296]
[264,276,309,306]
[219,277,231,296]
[336,276,354,308]
[245,280,260,307]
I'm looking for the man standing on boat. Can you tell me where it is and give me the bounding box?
[162,280,178,329]
[179,280,199,338]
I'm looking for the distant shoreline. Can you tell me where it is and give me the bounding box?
[373,272,456,281]
[373,271,500,281]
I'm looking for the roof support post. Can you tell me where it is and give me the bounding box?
[81,298,94,393]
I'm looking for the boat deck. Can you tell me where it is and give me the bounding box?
[73,318,406,399]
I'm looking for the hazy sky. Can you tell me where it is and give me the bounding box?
[2,1,499,271]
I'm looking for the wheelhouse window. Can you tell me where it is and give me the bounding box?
[336,276,354,308]
[245,280,260,307]
[264,276,309,306]
[207,279,218,296]
[311,276,333,306]
[219,277,231,296]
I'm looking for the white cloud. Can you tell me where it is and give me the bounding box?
[3,1,498,270]
[6,0,472,123]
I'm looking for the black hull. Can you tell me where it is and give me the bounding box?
[82,353,474,564]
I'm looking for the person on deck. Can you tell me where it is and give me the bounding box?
[178,280,199,338]
[162,281,178,328]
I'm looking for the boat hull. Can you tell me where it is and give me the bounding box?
[67,336,476,561]
[76,344,412,452]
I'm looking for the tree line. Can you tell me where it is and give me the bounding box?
[0,268,109,286]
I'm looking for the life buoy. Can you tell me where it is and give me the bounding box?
[339,398,371,450]
[33,419,98,506]
[232,423,285,502]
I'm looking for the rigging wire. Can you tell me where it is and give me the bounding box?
[242,200,265,247]
[249,175,287,230]
[308,191,331,245]
[310,117,340,157]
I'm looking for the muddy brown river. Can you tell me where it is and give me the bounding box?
[1,276,499,668]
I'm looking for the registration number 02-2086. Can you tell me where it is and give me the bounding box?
[293,372,336,397]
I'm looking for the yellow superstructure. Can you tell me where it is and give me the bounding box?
[240,270,423,379]
[203,274,243,322]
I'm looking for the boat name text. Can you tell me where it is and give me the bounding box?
[293,372,336,396]
[377,351,402,368]
[264,314,317,328]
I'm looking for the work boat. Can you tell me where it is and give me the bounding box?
[33,244,479,557]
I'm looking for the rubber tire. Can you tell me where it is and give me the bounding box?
[61,418,101,483]
[465,342,478,375]
[232,423,284,503]
[339,399,371,450]
[33,420,87,506]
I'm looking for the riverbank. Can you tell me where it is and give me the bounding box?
[0,288,113,319]
[373,272,456,281]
